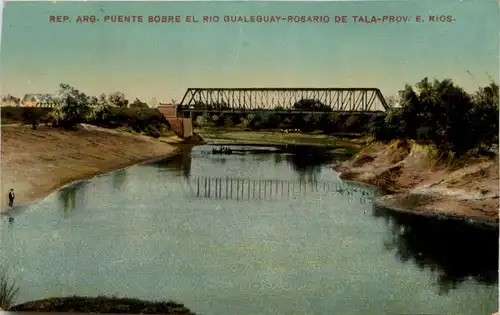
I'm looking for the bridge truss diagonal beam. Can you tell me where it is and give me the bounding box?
[178,88,389,112]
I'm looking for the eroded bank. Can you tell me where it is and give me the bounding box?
[334,140,499,225]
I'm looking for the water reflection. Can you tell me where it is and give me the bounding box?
[152,147,192,178]
[58,181,88,217]
[112,169,128,191]
[284,147,337,182]
[373,205,499,295]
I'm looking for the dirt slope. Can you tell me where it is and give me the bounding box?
[1,124,181,211]
[334,140,499,224]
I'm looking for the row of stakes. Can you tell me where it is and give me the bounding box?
[189,176,374,201]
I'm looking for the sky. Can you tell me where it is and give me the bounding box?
[0,0,498,103]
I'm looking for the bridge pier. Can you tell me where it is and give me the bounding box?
[157,103,193,139]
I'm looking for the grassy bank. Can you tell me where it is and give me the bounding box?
[0,124,190,212]
[196,127,368,154]
[9,296,196,314]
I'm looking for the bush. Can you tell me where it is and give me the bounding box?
[90,107,170,136]
[195,115,213,127]
[0,271,19,310]
[369,78,499,155]
[1,107,52,125]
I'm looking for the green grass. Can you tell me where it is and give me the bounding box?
[196,127,369,149]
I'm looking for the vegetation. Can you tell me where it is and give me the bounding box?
[197,127,366,151]
[1,106,53,125]
[0,83,171,138]
[0,270,19,310]
[368,78,499,156]
[10,296,196,314]
[193,98,374,134]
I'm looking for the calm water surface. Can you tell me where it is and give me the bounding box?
[1,145,498,315]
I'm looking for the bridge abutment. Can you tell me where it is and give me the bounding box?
[157,103,193,138]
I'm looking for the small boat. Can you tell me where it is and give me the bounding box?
[212,146,233,155]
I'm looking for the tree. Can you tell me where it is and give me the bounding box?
[293,99,332,112]
[108,92,129,108]
[149,97,159,108]
[98,93,108,106]
[88,96,99,107]
[468,81,499,146]
[129,98,149,109]
[385,95,399,107]
[370,77,499,155]
[57,83,92,128]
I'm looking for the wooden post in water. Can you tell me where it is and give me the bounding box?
[230,178,233,199]
[247,180,251,200]
[252,180,256,199]
[197,177,200,197]
[204,177,208,198]
[237,179,240,200]
[264,180,267,200]
[208,178,211,198]
[219,178,222,199]
[268,180,271,199]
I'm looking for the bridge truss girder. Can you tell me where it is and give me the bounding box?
[178,88,388,112]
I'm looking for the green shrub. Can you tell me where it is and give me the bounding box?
[90,107,170,136]
[0,271,19,310]
[369,78,499,155]
[195,115,213,127]
[1,107,52,125]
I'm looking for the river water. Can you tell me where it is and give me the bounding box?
[1,144,498,315]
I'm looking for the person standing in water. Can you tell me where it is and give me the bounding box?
[8,189,15,207]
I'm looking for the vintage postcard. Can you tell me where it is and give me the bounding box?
[0,0,498,314]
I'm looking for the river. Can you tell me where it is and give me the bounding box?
[1,144,498,314]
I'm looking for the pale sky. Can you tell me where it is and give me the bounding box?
[0,0,498,103]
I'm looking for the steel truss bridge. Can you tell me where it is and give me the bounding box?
[183,176,374,203]
[178,88,389,114]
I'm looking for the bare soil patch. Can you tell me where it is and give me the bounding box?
[334,140,499,224]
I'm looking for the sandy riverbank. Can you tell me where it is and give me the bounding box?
[0,124,187,212]
[334,140,499,225]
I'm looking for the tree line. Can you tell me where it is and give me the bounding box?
[369,77,499,155]
[192,98,373,134]
[1,83,170,138]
